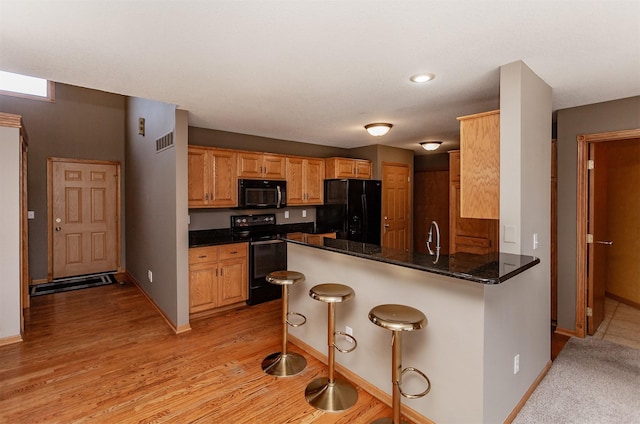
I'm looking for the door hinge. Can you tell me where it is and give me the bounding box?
[586,307,593,317]
[587,234,594,244]
[587,160,594,170]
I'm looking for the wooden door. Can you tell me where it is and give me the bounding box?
[414,170,449,254]
[587,143,609,334]
[50,159,119,279]
[382,162,410,251]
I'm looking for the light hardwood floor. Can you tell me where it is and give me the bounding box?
[0,280,397,423]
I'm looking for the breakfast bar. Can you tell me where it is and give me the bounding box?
[283,236,548,424]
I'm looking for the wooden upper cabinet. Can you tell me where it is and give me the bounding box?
[286,156,324,205]
[325,157,372,179]
[188,146,237,208]
[237,152,286,180]
[448,150,499,255]
[457,110,500,220]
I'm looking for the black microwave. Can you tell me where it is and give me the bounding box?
[238,179,286,209]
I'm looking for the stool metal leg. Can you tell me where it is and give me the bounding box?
[262,284,306,377]
[305,302,358,411]
[373,331,408,424]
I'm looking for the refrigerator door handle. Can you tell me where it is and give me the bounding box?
[361,194,368,242]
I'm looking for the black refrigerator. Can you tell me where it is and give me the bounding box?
[316,179,382,245]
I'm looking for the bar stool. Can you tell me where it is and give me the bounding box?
[368,304,431,424]
[305,283,358,412]
[261,270,307,377]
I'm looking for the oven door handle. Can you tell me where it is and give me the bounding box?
[251,239,284,246]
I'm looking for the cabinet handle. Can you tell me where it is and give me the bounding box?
[216,269,219,276]
[220,269,224,276]
[198,255,207,259]
[205,193,208,201]
[229,251,238,254]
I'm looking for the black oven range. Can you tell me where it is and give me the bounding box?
[231,213,286,305]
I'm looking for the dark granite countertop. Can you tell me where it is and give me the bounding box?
[282,236,540,285]
[189,222,316,248]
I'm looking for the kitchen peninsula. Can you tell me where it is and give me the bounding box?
[283,236,547,423]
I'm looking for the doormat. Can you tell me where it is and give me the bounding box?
[30,272,117,297]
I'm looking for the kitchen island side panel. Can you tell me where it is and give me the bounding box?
[287,242,485,423]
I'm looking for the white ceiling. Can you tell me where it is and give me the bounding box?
[1,1,639,155]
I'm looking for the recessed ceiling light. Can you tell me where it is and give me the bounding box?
[410,73,435,83]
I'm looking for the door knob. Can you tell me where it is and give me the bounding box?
[55,226,62,232]
[384,224,390,228]
[595,240,613,245]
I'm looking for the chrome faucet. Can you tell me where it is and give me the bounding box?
[426,221,441,258]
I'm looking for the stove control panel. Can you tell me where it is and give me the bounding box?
[231,213,276,228]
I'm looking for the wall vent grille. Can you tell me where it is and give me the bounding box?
[156,132,174,153]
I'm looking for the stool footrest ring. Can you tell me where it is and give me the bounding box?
[333,331,358,353]
[398,367,431,399]
[286,311,307,327]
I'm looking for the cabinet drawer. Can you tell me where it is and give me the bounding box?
[189,246,219,264]
[219,242,247,260]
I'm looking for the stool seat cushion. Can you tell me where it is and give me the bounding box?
[369,304,427,331]
[309,283,355,303]
[266,270,305,286]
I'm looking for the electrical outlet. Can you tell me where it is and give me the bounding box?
[514,354,520,374]
[284,211,289,219]
[302,209,307,218]
[148,270,153,283]
[345,326,354,344]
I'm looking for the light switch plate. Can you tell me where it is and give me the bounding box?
[504,225,517,243]
[27,210,35,219]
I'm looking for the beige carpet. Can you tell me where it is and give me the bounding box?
[513,336,640,424]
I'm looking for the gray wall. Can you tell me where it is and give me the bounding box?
[0,83,126,281]
[556,96,640,330]
[0,125,21,340]
[487,60,551,423]
[125,97,188,328]
[189,126,347,157]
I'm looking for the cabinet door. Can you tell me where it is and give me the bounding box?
[189,262,218,313]
[286,157,305,205]
[304,158,325,204]
[334,158,356,178]
[188,148,210,207]
[218,257,248,306]
[450,181,498,254]
[237,152,263,178]
[210,150,237,207]
[262,154,286,179]
[459,111,500,219]
[354,160,372,179]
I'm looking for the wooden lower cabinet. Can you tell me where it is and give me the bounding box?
[188,242,248,314]
[448,150,498,255]
[287,232,336,244]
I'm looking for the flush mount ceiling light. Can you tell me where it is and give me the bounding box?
[365,123,393,136]
[410,73,435,83]
[420,141,443,151]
